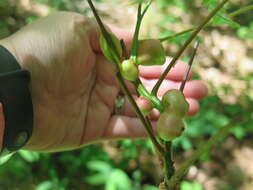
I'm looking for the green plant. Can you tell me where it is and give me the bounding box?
[87,0,247,189]
[1,0,253,189]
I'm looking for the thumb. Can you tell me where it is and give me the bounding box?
[109,25,133,50]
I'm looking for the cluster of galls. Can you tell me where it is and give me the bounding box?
[136,90,189,142]
[158,90,189,141]
[100,33,188,142]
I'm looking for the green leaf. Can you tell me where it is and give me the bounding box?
[212,14,240,28]
[36,181,53,190]
[109,169,132,190]
[26,16,38,24]
[199,150,211,162]
[18,150,40,163]
[237,27,248,38]
[206,0,219,7]
[206,2,240,28]
[181,136,193,150]
[0,153,13,165]
[106,179,117,190]
[180,181,202,190]
[202,0,217,5]
[87,160,112,173]
[230,125,246,139]
[237,27,253,39]
[132,170,141,182]
[86,173,107,185]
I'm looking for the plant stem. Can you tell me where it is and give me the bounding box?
[120,39,129,59]
[159,28,195,42]
[159,3,253,43]
[151,0,229,96]
[167,117,242,189]
[88,0,164,156]
[136,82,164,112]
[180,41,200,92]
[131,1,152,61]
[163,142,175,189]
[117,72,165,155]
[131,3,143,61]
[229,4,253,17]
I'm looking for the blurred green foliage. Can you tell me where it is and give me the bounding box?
[180,181,202,190]
[0,0,253,189]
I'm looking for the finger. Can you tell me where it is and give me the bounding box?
[105,99,199,140]
[121,95,157,119]
[142,78,178,95]
[104,115,156,139]
[186,98,200,117]
[183,81,208,100]
[108,25,132,51]
[139,57,192,81]
[0,103,5,149]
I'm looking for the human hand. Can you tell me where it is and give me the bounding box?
[0,12,207,152]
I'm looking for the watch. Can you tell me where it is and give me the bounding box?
[0,45,33,157]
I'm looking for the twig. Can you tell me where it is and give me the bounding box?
[163,142,175,189]
[159,28,195,42]
[229,4,253,17]
[120,39,129,59]
[180,41,200,92]
[167,117,242,189]
[117,73,165,155]
[151,0,229,96]
[88,0,164,156]
[131,1,152,61]
[159,3,253,43]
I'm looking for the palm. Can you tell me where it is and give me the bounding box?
[83,54,121,145]
[0,12,120,151]
[26,51,120,152]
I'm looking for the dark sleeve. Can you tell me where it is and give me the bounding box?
[0,45,33,157]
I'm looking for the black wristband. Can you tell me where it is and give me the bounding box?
[0,45,33,157]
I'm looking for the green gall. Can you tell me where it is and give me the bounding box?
[162,89,189,117]
[99,32,122,62]
[137,39,166,66]
[157,112,185,142]
[136,97,153,116]
[121,59,139,82]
